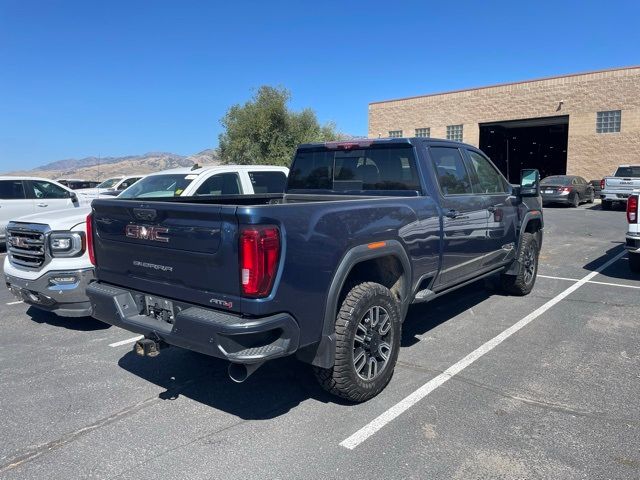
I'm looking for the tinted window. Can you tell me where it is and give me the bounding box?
[249,171,287,193]
[466,150,508,194]
[0,180,26,199]
[118,174,195,198]
[195,173,241,195]
[288,146,421,193]
[30,180,69,199]
[430,147,472,195]
[614,166,640,177]
[96,178,121,188]
[117,177,142,190]
[541,176,572,186]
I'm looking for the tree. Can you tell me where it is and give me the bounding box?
[218,86,341,166]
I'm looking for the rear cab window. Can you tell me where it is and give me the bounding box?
[248,171,287,193]
[614,166,640,177]
[0,180,26,199]
[287,144,422,195]
[118,174,196,198]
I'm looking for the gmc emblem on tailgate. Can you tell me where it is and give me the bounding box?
[125,225,169,243]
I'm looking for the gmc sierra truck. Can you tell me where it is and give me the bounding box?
[86,138,544,402]
[600,165,640,210]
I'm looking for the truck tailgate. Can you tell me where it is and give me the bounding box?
[605,177,640,191]
[91,199,241,309]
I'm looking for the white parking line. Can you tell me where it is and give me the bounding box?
[108,335,144,348]
[6,301,23,305]
[539,274,640,290]
[339,250,627,450]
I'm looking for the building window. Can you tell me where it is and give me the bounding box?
[596,110,621,133]
[415,128,430,138]
[446,124,463,142]
[388,130,403,138]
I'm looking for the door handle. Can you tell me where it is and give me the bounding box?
[37,203,48,207]
[445,209,460,219]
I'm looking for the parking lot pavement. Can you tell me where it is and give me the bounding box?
[1,203,638,479]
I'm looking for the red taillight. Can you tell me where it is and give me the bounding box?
[561,186,572,193]
[627,195,638,223]
[86,213,96,265]
[600,179,605,190]
[240,226,280,297]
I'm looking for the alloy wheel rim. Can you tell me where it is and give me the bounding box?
[352,305,393,381]
[523,244,536,285]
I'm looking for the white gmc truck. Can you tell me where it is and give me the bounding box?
[4,165,289,316]
[600,165,640,210]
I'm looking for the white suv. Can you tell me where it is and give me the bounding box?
[0,177,80,244]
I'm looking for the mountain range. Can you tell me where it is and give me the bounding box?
[3,149,220,181]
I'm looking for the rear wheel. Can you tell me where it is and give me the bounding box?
[602,200,612,210]
[570,193,580,208]
[501,232,539,296]
[314,282,401,402]
[630,253,640,273]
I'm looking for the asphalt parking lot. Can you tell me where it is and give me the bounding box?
[1,202,638,479]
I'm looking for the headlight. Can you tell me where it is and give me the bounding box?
[49,232,84,257]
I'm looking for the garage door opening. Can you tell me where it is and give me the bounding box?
[479,116,569,183]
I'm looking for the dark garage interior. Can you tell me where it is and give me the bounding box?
[479,115,569,183]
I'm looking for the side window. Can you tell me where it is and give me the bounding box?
[0,180,26,199]
[248,171,287,193]
[466,150,508,194]
[430,147,472,195]
[30,180,70,199]
[571,178,579,185]
[195,173,241,196]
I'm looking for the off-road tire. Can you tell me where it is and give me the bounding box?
[501,232,539,296]
[629,253,640,273]
[313,282,401,402]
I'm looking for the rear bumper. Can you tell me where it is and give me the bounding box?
[601,191,632,201]
[5,268,94,317]
[86,282,300,363]
[626,233,640,253]
[541,194,570,205]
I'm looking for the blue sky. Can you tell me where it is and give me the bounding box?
[1,0,639,169]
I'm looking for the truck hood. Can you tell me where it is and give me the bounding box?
[13,206,92,230]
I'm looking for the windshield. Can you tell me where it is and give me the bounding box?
[117,173,196,199]
[288,146,421,194]
[614,166,640,178]
[541,176,572,186]
[96,178,121,189]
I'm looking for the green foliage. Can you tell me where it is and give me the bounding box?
[218,86,341,166]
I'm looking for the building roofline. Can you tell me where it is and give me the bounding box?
[369,65,640,106]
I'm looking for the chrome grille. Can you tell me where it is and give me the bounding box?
[7,227,46,268]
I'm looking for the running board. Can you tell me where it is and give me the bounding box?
[412,267,504,304]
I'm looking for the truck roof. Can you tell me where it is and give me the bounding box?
[297,137,468,150]
[145,164,289,176]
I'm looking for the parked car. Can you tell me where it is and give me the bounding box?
[626,192,640,272]
[56,179,101,189]
[74,175,145,203]
[86,138,543,402]
[540,175,594,207]
[601,165,640,210]
[0,177,80,245]
[3,164,289,317]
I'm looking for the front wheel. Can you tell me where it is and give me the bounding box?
[570,193,580,208]
[630,253,640,273]
[314,282,401,402]
[501,232,539,296]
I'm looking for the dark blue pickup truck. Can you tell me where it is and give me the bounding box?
[86,138,543,402]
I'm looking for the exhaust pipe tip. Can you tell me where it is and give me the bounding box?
[228,362,264,383]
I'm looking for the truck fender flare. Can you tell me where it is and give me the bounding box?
[303,240,412,368]
[506,210,544,275]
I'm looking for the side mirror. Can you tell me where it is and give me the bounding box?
[519,169,540,197]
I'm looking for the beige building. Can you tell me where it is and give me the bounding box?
[368,66,640,181]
